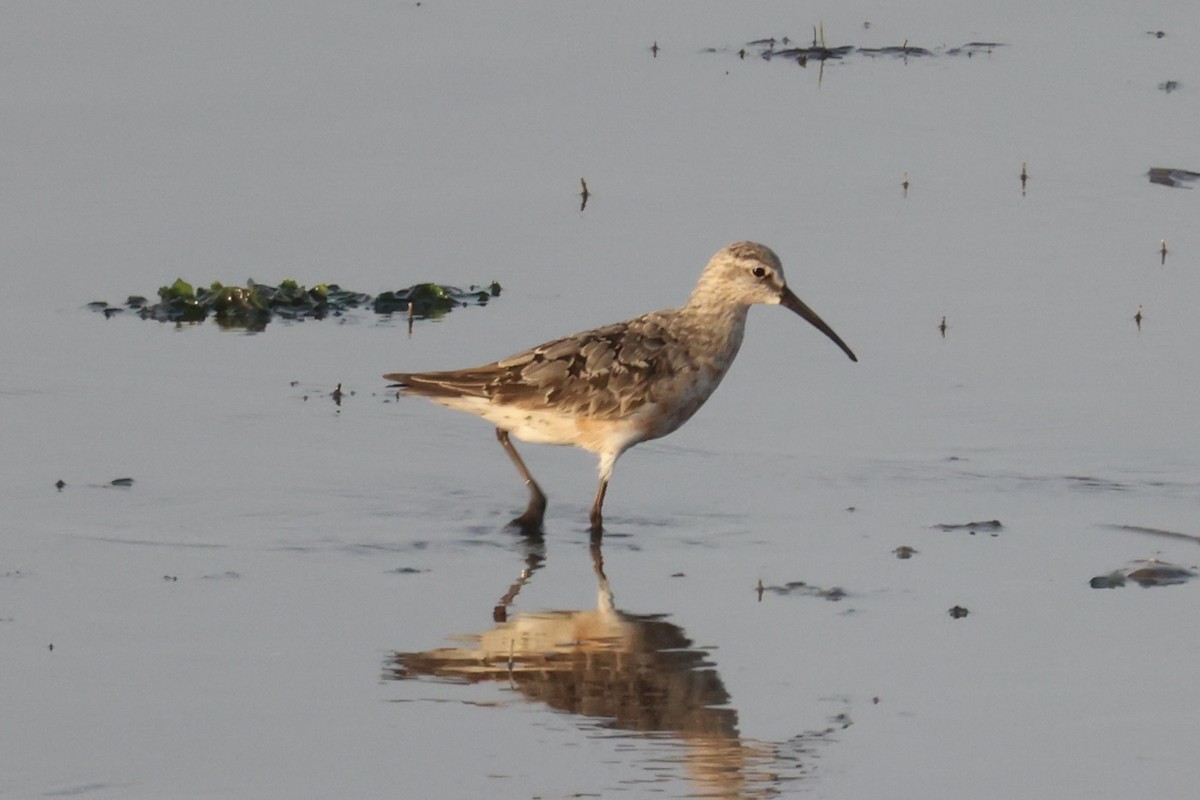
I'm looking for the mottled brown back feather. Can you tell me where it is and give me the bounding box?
[385,310,694,420]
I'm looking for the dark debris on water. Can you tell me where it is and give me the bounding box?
[89,278,502,331]
[54,477,135,491]
[1105,523,1200,546]
[1090,560,1197,589]
[756,579,846,602]
[1148,167,1200,189]
[933,519,1003,534]
[710,36,1003,66]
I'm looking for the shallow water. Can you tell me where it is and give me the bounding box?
[4,2,1200,798]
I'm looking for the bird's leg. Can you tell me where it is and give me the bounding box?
[493,535,546,622]
[496,428,547,533]
[589,531,615,613]
[589,477,608,535]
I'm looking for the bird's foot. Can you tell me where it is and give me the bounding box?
[507,495,547,536]
[507,512,544,536]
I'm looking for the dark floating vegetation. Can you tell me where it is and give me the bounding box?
[89,278,502,331]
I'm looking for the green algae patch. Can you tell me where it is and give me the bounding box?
[372,282,501,316]
[90,279,501,331]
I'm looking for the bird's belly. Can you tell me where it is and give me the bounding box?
[434,360,727,454]
[432,393,644,453]
[508,411,643,454]
[505,372,722,452]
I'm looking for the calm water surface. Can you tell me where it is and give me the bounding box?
[3,2,1199,798]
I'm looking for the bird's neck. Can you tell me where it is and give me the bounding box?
[677,292,751,366]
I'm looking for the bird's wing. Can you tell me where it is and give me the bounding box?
[386,311,686,419]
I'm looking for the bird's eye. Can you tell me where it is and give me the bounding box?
[752,266,767,278]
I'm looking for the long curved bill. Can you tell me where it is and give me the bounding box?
[780,286,858,362]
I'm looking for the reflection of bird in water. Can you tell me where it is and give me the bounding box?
[385,242,856,534]
[386,536,810,797]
